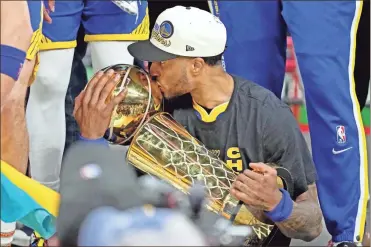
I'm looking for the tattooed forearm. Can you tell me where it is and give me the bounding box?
[243,205,273,225]
[275,184,323,241]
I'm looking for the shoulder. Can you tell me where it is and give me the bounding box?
[173,107,194,126]
[232,75,292,122]
[233,75,288,110]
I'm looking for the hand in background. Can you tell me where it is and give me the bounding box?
[43,0,55,24]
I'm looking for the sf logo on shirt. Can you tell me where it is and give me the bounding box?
[226,147,243,172]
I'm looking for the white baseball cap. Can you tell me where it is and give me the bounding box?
[128,6,227,62]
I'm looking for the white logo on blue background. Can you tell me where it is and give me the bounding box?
[336,125,346,144]
[159,21,174,39]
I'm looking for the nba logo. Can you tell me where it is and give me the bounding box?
[336,125,346,144]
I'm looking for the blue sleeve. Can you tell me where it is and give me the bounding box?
[77,135,109,147]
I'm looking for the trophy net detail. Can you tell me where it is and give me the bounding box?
[129,113,275,245]
[136,120,236,203]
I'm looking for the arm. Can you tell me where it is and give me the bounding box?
[244,184,323,241]
[1,83,28,174]
[275,183,323,241]
[233,170,323,242]
[246,184,323,241]
[231,103,323,241]
[1,59,35,174]
[1,1,32,106]
[262,105,323,241]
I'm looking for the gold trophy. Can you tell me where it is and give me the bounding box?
[126,112,293,246]
[90,64,163,145]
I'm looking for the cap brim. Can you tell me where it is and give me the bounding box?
[128,40,177,62]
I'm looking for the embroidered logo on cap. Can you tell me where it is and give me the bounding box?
[159,21,174,39]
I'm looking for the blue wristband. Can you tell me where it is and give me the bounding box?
[78,135,109,147]
[264,188,293,222]
[0,45,26,81]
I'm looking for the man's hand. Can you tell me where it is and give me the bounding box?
[43,0,55,24]
[74,69,127,140]
[230,162,282,211]
[232,163,323,241]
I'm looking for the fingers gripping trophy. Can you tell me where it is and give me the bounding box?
[82,64,294,246]
[79,64,164,145]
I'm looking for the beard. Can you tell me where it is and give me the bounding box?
[162,72,193,111]
[163,93,193,112]
[163,70,190,99]
[163,90,185,100]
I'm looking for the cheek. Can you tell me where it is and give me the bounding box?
[162,70,187,93]
[163,74,179,88]
[172,80,186,93]
[176,77,190,92]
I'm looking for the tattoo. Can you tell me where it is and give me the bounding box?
[275,184,323,241]
[244,184,322,241]
[244,205,273,225]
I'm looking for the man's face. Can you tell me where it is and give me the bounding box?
[149,58,193,99]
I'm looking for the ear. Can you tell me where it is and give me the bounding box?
[191,58,205,76]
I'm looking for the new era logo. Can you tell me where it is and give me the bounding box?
[186,45,195,51]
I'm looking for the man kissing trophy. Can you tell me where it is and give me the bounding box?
[79,63,294,247]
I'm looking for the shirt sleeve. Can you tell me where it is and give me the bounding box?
[262,105,317,199]
[77,135,110,147]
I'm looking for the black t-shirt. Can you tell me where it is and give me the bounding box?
[172,75,317,246]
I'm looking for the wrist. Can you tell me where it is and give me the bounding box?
[0,45,26,81]
[267,189,283,212]
[78,134,108,146]
[263,188,293,222]
[80,132,103,140]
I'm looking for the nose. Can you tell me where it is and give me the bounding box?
[149,62,161,78]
